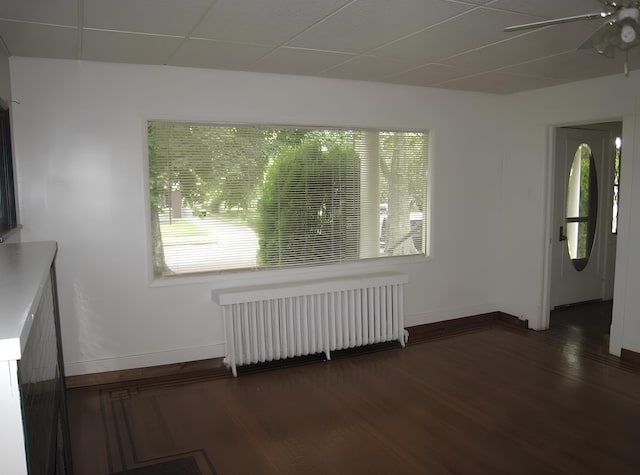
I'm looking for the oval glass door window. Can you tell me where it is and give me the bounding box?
[566,143,598,271]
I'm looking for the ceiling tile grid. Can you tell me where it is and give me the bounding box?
[437,70,566,94]
[369,8,545,64]
[83,0,213,37]
[501,48,640,81]
[285,0,474,54]
[0,0,637,94]
[253,47,356,76]
[81,29,184,65]
[191,0,354,45]
[320,54,418,81]
[439,22,601,74]
[168,38,274,70]
[386,62,477,87]
[487,0,604,21]
[0,0,78,27]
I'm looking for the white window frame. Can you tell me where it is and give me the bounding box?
[147,121,430,279]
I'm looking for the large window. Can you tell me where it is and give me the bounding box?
[148,122,428,277]
[0,103,17,241]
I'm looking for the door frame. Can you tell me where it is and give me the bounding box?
[539,119,623,331]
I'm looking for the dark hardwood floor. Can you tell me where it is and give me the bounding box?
[67,303,640,474]
[547,300,613,357]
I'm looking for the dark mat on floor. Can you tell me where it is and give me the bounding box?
[110,456,205,475]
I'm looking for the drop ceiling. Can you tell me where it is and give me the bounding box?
[1,0,638,94]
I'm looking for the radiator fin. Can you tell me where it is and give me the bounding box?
[214,273,407,376]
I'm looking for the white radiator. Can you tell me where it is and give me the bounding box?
[212,273,408,376]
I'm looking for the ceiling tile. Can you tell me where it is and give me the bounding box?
[168,38,273,70]
[84,0,212,37]
[287,0,473,54]
[502,48,638,81]
[371,7,542,65]
[441,21,597,73]
[252,47,355,75]
[82,29,182,65]
[322,55,416,81]
[192,0,352,46]
[0,20,77,58]
[386,62,477,86]
[488,0,604,21]
[438,70,567,94]
[0,0,77,26]
[3,0,640,94]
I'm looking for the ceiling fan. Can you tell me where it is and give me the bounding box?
[504,1,640,75]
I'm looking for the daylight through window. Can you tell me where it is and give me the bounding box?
[612,136,621,234]
[148,122,428,276]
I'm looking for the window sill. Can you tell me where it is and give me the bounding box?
[0,225,22,244]
[149,253,430,289]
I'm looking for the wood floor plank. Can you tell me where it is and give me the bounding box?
[67,308,640,475]
[65,387,113,474]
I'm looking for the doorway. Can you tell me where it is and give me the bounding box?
[548,121,621,344]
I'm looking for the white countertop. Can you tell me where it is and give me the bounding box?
[0,241,57,361]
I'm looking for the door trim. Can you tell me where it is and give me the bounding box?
[540,121,622,332]
[539,126,555,331]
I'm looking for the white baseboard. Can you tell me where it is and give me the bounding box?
[64,342,226,376]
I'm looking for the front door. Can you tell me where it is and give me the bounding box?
[551,127,611,308]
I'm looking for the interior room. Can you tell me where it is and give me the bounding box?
[2,1,640,474]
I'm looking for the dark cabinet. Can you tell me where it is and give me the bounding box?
[0,241,72,474]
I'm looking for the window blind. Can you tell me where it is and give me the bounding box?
[149,122,428,277]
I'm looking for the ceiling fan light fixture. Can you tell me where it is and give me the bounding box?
[505,1,640,73]
[616,8,640,48]
[614,16,640,50]
[621,23,637,42]
[585,10,640,56]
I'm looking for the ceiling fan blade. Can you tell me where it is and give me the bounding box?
[580,14,640,57]
[578,20,616,52]
[504,12,608,32]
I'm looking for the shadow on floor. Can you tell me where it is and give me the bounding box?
[548,300,612,356]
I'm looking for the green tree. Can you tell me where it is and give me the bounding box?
[152,123,269,215]
[148,123,171,276]
[577,146,597,259]
[256,140,360,267]
[379,132,427,255]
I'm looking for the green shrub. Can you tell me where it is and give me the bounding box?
[257,140,360,267]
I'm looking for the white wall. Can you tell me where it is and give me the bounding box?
[500,72,640,356]
[10,58,504,375]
